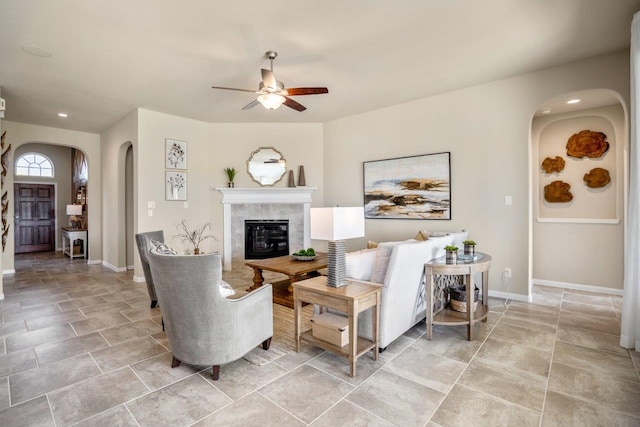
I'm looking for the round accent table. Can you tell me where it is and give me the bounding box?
[424,252,491,341]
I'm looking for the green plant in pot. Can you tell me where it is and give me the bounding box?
[463,239,476,255]
[444,245,458,263]
[224,167,237,188]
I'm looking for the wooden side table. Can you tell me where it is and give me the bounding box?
[293,276,381,377]
[424,252,492,341]
[61,227,87,259]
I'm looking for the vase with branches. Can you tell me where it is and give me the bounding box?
[174,220,216,254]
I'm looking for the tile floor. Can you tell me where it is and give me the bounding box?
[0,252,639,426]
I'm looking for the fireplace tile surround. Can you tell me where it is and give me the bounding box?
[217,187,316,270]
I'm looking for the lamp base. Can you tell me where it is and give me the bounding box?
[326,240,347,287]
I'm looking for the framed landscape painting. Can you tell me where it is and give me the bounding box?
[363,152,451,219]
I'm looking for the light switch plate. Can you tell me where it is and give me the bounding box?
[147,201,155,209]
[183,201,188,208]
[504,196,512,206]
[148,209,153,217]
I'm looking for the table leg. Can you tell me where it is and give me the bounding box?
[294,290,302,352]
[62,235,67,258]
[349,301,358,377]
[372,293,380,361]
[83,238,87,259]
[482,270,489,322]
[426,271,433,340]
[466,273,474,341]
[247,267,264,291]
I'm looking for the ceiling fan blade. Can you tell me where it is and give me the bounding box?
[283,97,306,112]
[261,68,278,90]
[242,99,260,110]
[211,86,256,93]
[285,87,329,96]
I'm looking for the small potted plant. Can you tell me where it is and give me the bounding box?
[174,220,217,255]
[463,240,476,255]
[444,245,458,263]
[224,167,237,188]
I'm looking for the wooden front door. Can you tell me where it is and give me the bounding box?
[14,183,56,253]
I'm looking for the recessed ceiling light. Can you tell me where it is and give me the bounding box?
[566,99,581,104]
[21,45,52,58]
[58,113,68,118]
[540,108,552,114]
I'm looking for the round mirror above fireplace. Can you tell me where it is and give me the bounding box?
[246,147,287,186]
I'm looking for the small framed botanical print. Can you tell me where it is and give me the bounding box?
[166,139,187,169]
[166,171,187,201]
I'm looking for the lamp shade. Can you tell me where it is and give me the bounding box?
[66,204,82,215]
[310,207,365,241]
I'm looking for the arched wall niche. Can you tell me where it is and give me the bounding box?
[529,88,628,293]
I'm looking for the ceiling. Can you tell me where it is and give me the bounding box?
[0,0,639,134]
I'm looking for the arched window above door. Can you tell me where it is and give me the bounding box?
[15,152,54,177]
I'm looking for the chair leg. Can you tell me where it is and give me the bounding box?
[150,300,158,309]
[262,337,272,350]
[212,365,220,380]
[161,318,165,331]
[171,356,181,368]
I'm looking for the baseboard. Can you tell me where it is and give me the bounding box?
[532,279,623,296]
[0,292,4,300]
[133,275,145,282]
[101,261,127,272]
[488,289,530,303]
[2,269,15,275]
[87,259,102,265]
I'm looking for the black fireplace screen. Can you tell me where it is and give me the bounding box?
[244,220,289,259]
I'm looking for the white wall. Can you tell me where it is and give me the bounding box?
[13,143,73,249]
[2,121,102,271]
[532,104,625,289]
[322,50,630,300]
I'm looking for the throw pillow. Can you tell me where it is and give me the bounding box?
[219,280,236,298]
[367,240,379,249]
[346,248,377,281]
[415,230,432,241]
[149,239,178,255]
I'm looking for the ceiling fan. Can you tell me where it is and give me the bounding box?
[211,50,328,112]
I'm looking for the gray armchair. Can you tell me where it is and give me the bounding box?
[147,249,273,380]
[135,231,164,308]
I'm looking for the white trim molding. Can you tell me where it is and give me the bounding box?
[532,278,623,296]
[216,187,316,270]
[3,269,15,275]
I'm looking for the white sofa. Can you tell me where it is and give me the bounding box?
[341,230,469,350]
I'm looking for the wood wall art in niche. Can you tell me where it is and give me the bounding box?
[544,180,573,203]
[566,130,609,158]
[541,156,565,173]
[583,167,611,188]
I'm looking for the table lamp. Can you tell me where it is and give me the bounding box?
[310,207,365,287]
[66,204,83,229]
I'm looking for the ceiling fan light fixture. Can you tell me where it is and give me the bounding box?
[258,93,286,110]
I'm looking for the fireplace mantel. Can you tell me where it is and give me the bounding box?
[216,187,317,269]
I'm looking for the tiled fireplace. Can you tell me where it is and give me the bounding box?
[216,187,316,270]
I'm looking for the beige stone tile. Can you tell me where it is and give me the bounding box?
[10,354,101,404]
[556,324,628,356]
[347,369,444,427]
[19,293,71,307]
[489,321,556,352]
[49,367,148,426]
[25,309,86,331]
[508,301,559,317]
[70,310,131,335]
[260,365,354,424]
[562,290,614,307]
[561,300,617,318]
[542,390,640,426]
[80,301,132,316]
[57,295,109,312]
[194,392,305,427]
[35,332,109,365]
[0,348,37,377]
[475,338,552,377]
[73,405,139,427]
[499,314,557,333]
[548,362,640,418]
[131,352,206,391]
[431,384,540,426]
[458,357,547,412]
[311,400,395,426]
[271,343,324,371]
[0,378,8,410]
[0,320,28,340]
[307,347,389,385]
[201,357,288,399]
[413,332,483,363]
[558,310,620,335]
[384,346,466,393]
[554,341,638,382]
[91,336,167,372]
[503,307,559,329]
[6,324,76,353]
[98,318,162,345]
[120,306,161,322]
[0,395,55,427]
[3,304,62,322]
[127,375,231,427]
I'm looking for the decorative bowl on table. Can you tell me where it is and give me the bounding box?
[291,254,316,261]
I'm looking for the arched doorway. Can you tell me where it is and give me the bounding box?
[529,89,628,295]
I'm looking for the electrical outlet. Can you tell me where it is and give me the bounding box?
[504,267,512,278]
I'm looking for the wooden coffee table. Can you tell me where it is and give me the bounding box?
[245,253,327,308]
